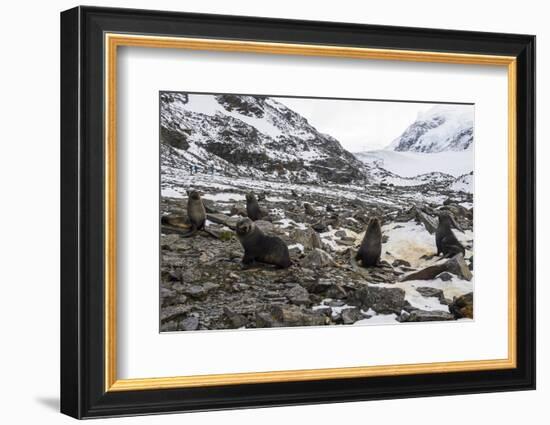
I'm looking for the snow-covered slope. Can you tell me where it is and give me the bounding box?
[448,172,473,193]
[354,149,473,178]
[160,92,368,184]
[387,104,474,153]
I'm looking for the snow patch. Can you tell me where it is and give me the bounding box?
[355,149,473,178]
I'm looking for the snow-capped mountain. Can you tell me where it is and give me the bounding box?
[387,104,474,153]
[354,104,474,190]
[160,93,368,184]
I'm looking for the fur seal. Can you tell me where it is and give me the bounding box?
[246,192,266,221]
[235,218,291,268]
[436,212,465,257]
[161,190,206,238]
[356,217,382,267]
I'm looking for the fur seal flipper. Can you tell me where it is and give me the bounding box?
[356,217,382,268]
[236,218,291,268]
[436,212,465,256]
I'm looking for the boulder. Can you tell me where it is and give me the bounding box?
[400,310,455,322]
[416,209,438,234]
[254,220,274,234]
[230,204,247,217]
[392,259,411,268]
[435,271,454,281]
[301,278,332,294]
[325,284,348,300]
[450,292,474,319]
[286,284,310,305]
[446,254,473,281]
[311,220,329,233]
[341,308,364,324]
[348,285,406,314]
[401,254,472,282]
[301,249,335,268]
[313,306,332,317]
[256,305,328,328]
[160,287,188,307]
[160,305,191,323]
[416,287,446,303]
[289,227,322,250]
[182,282,219,300]
[161,234,181,249]
[180,316,200,331]
[223,307,248,328]
[160,321,179,332]
[206,213,240,229]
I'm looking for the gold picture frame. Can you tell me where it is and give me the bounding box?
[104,33,517,392]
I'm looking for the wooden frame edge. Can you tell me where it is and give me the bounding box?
[104,33,518,392]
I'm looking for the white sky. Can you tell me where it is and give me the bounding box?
[275,97,440,152]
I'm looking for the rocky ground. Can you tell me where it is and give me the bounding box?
[160,172,474,332]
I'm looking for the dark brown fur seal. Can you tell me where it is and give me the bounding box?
[436,212,465,257]
[356,217,382,267]
[246,192,265,221]
[161,190,206,238]
[235,218,291,268]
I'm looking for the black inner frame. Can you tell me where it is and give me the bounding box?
[61,6,535,419]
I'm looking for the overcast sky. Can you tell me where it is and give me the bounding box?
[274,97,437,152]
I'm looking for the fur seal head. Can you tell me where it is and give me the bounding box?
[367,217,381,232]
[437,211,463,232]
[188,190,201,201]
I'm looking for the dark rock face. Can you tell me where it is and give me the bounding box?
[161,126,189,150]
[160,92,370,184]
[216,94,266,118]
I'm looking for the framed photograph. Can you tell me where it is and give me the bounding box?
[60,6,536,419]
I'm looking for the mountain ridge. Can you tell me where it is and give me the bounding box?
[387,104,474,153]
[160,93,369,184]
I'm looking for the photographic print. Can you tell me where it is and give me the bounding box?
[159,92,474,332]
